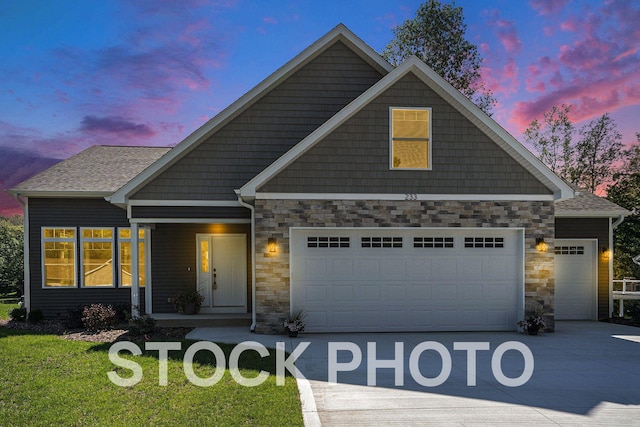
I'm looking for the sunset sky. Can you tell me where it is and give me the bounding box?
[1,0,639,214]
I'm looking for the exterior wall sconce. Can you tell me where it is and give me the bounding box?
[535,237,547,252]
[601,246,611,260]
[268,238,277,253]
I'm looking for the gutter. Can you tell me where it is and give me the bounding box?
[612,215,625,229]
[236,191,257,332]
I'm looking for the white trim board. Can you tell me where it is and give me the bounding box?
[129,218,251,224]
[555,211,629,218]
[255,192,555,201]
[128,200,242,207]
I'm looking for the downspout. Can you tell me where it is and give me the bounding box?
[236,193,256,332]
[612,215,625,229]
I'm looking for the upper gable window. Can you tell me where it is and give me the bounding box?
[390,107,431,170]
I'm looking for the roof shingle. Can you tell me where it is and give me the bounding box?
[10,145,171,195]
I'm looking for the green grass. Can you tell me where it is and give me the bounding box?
[0,328,304,426]
[0,301,19,320]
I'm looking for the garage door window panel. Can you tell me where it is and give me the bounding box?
[361,237,403,248]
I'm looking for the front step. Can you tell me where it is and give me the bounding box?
[151,313,251,328]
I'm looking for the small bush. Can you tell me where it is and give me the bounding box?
[65,306,85,328]
[27,309,44,324]
[625,301,640,324]
[9,307,27,321]
[128,315,156,336]
[114,303,131,323]
[82,304,118,331]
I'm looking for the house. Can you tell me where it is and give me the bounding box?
[9,24,630,333]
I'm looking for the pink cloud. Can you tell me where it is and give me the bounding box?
[511,72,640,131]
[529,0,570,15]
[495,20,522,54]
[262,16,278,25]
[560,18,578,32]
[481,58,520,96]
[511,0,640,132]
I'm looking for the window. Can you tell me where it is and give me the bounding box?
[414,237,454,248]
[81,228,114,287]
[390,107,431,169]
[42,228,76,287]
[119,228,146,287]
[362,237,403,248]
[307,237,350,248]
[554,246,585,255]
[464,237,504,248]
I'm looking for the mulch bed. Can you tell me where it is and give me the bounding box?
[602,317,640,327]
[0,319,193,343]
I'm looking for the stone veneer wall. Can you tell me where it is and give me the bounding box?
[254,199,555,333]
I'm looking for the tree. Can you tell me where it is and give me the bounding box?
[607,173,640,279]
[382,0,496,114]
[0,215,24,296]
[523,104,575,181]
[622,133,640,174]
[573,113,623,193]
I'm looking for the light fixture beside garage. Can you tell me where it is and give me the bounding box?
[268,238,277,253]
[535,236,547,252]
[601,246,611,260]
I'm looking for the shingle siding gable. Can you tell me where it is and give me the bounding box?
[259,72,552,195]
[132,41,385,200]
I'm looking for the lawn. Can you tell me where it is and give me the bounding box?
[0,301,18,319]
[0,328,304,426]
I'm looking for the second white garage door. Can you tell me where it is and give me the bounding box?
[290,228,524,332]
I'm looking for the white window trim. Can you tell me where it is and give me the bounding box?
[118,227,148,288]
[80,227,115,288]
[41,227,77,289]
[389,106,432,171]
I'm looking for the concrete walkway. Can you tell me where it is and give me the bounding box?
[187,321,640,426]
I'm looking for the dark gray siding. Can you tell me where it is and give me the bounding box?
[131,206,250,219]
[150,223,251,313]
[555,217,610,319]
[132,41,385,201]
[28,198,144,318]
[260,72,552,195]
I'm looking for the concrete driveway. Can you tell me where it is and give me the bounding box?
[188,321,640,426]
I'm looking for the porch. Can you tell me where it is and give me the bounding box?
[151,312,251,328]
[613,278,640,316]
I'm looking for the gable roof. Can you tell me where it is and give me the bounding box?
[109,24,393,205]
[238,56,574,200]
[9,146,171,197]
[555,186,631,217]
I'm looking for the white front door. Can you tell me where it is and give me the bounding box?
[196,234,247,313]
[554,239,597,320]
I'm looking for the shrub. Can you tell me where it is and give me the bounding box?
[625,301,640,324]
[128,315,156,336]
[82,304,117,331]
[114,303,131,323]
[65,306,85,329]
[27,309,44,324]
[9,306,27,321]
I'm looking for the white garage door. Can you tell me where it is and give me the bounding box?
[554,239,597,320]
[291,228,523,332]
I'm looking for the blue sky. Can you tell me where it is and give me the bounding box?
[1,0,639,212]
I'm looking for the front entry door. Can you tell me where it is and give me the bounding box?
[196,234,247,313]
